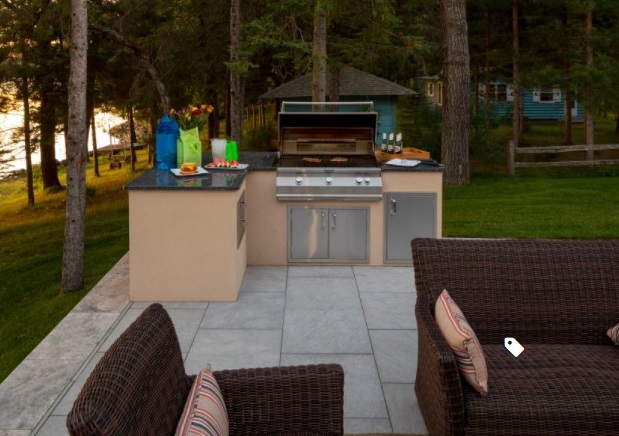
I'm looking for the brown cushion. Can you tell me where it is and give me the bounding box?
[435,289,488,395]
[608,322,619,345]
[464,344,619,433]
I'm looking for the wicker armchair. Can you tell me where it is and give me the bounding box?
[66,303,344,435]
[412,238,619,436]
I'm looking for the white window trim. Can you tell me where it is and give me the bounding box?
[532,88,561,103]
[427,82,435,97]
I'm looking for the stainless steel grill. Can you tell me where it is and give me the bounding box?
[276,103,383,202]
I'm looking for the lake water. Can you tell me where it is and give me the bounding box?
[0,111,125,176]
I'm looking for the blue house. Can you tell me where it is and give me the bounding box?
[260,67,416,145]
[419,75,584,122]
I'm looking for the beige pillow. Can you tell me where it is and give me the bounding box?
[176,364,229,436]
[608,322,619,345]
[435,289,488,396]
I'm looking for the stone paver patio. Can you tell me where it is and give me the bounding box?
[0,254,428,435]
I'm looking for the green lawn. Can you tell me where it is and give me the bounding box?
[444,176,619,239]
[0,155,149,383]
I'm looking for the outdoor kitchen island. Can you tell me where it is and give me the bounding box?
[125,151,443,302]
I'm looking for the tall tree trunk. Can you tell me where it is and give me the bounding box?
[562,13,573,145]
[328,64,340,110]
[312,1,327,111]
[512,0,520,155]
[584,9,594,147]
[440,0,470,186]
[20,38,35,205]
[91,110,99,176]
[230,0,243,147]
[39,88,62,189]
[128,104,137,170]
[61,0,88,294]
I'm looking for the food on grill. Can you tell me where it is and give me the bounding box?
[206,158,240,168]
[330,157,348,163]
[302,157,322,163]
[180,162,197,173]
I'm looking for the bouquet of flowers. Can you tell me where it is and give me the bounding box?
[170,104,213,131]
[170,104,213,167]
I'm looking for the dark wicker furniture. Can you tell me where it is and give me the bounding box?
[412,238,619,436]
[66,303,344,435]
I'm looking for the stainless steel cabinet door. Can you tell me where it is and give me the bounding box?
[385,193,436,261]
[328,209,368,261]
[289,207,329,259]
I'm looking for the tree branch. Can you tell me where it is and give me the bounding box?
[89,23,169,113]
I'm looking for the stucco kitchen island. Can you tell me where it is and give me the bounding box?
[125,151,443,302]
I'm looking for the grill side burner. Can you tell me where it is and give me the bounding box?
[276,105,383,201]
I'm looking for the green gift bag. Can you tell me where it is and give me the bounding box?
[176,127,202,167]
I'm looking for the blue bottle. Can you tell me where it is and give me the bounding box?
[155,114,179,169]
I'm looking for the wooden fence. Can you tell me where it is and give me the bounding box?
[508,141,619,175]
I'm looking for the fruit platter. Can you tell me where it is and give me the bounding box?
[205,158,248,170]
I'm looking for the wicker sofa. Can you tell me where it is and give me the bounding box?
[66,303,344,435]
[412,238,619,436]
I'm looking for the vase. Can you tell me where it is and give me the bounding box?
[177,127,202,167]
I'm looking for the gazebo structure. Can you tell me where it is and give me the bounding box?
[260,66,415,145]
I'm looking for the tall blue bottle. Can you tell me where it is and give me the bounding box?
[155,114,179,169]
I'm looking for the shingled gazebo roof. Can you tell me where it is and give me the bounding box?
[260,66,415,99]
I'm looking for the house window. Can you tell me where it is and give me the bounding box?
[489,84,507,102]
[481,83,513,102]
[533,88,561,103]
[437,82,443,106]
[427,82,435,97]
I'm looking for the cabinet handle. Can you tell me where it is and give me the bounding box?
[390,198,397,216]
[321,211,327,230]
[331,212,337,229]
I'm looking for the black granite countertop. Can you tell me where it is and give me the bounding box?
[124,152,278,191]
[125,151,443,191]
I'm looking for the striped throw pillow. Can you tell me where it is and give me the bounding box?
[608,322,619,345]
[435,289,488,396]
[176,364,229,436]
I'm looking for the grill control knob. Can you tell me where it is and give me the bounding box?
[295,176,303,185]
[325,176,334,185]
[364,177,371,185]
[356,177,363,185]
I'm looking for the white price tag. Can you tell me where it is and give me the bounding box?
[504,337,524,357]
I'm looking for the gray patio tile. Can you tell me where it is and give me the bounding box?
[0,358,81,431]
[32,415,68,436]
[202,292,284,329]
[72,254,129,314]
[370,330,418,383]
[27,312,119,361]
[343,418,392,434]
[282,307,372,354]
[382,383,428,434]
[354,265,415,293]
[166,308,206,356]
[98,307,143,351]
[281,353,388,419]
[131,301,209,310]
[286,277,362,309]
[52,352,105,416]
[288,265,354,278]
[183,329,281,374]
[1,431,30,435]
[239,266,288,292]
[361,292,416,329]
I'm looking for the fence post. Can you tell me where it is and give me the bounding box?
[508,139,515,176]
